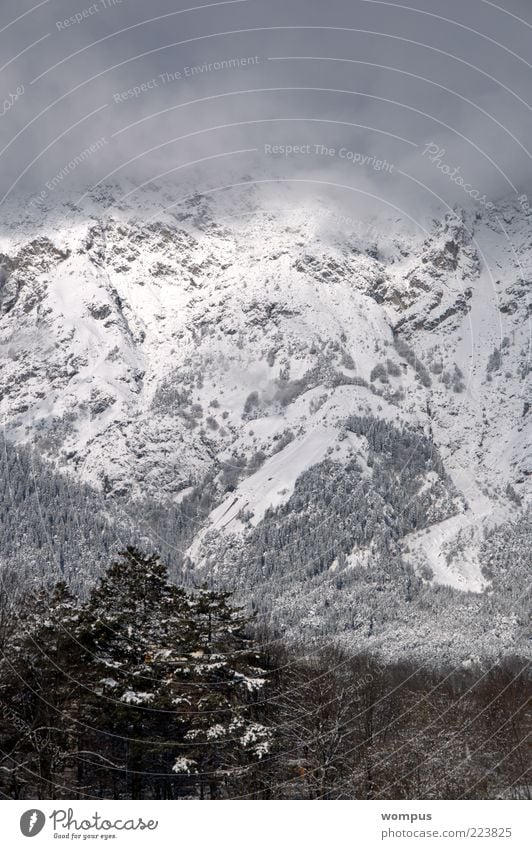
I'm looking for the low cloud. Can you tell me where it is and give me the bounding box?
[1,0,531,221]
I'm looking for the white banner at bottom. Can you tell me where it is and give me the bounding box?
[2,799,529,848]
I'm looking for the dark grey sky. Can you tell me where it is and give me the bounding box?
[1,0,532,218]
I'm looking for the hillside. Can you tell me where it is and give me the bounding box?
[0,180,529,660]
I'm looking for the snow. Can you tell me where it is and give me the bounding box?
[121,690,154,704]
[217,426,341,527]
[187,425,363,562]
[0,180,529,598]
[172,757,196,774]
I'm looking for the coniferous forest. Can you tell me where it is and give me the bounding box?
[0,549,529,801]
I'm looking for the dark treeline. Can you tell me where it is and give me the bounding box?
[0,549,529,800]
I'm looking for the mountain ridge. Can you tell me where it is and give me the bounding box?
[0,180,529,660]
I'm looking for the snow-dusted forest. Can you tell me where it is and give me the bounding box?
[0,548,529,800]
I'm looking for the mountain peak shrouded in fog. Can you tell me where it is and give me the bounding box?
[0,180,529,662]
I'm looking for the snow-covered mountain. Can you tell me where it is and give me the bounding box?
[0,180,529,660]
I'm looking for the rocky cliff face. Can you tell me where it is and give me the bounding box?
[0,180,529,658]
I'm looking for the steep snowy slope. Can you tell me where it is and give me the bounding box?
[0,180,529,654]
